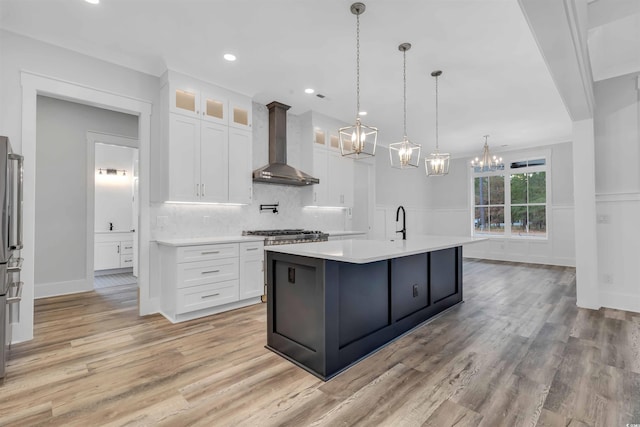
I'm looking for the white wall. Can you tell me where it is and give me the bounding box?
[373,146,431,239]
[594,72,640,312]
[95,143,136,232]
[35,96,138,290]
[423,143,576,266]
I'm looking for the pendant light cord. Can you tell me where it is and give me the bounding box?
[356,11,360,116]
[435,73,439,151]
[403,49,407,138]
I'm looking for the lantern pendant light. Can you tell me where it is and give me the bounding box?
[471,135,504,172]
[339,2,378,158]
[389,43,421,169]
[425,70,450,176]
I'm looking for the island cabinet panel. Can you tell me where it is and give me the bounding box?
[273,261,321,352]
[431,247,460,303]
[336,261,389,348]
[391,254,429,321]
[266,245,465,381]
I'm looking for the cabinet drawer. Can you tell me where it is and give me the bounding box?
[120,254,134,268]
[121,241,134,255]
[176,280,239,314]
[177,244,239,263]
[240,241,264,257]
[177,258,239,289]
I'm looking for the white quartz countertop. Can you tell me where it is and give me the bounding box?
[264,235,487,264]
[325,230,367,237]
[156,236,264,246]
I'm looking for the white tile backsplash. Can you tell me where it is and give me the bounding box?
[151,184,347,239]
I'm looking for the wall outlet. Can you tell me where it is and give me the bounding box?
[602,273,613,284]
[203,215,210,225]
[347,207,353,219]
[597,214,610,224]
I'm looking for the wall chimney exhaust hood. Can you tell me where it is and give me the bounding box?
[253,101,319,186]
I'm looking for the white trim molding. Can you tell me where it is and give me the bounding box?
[17,70,155,343]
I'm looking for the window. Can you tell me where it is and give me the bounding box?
[472,157,548,238]
[474,175,504,234]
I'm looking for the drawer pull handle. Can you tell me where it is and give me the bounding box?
[201,293,220,299]
[123,260,132,263]
[246,248,259,251]
[124,246,133,250]
[201,251,220,255]
[201,270,220,274]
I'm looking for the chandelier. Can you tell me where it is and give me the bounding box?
[471,135,504,172]
[339,2,378,158]
[389,43,421,169]
[425,70,450,176]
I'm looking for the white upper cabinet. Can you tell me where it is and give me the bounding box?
[200,121,229,202]
[160,70,253,203]
[200,91,227,125]
[228,93,252,131]
[168,114,201,201]
[228,128,253,204]
[302,112,354,208]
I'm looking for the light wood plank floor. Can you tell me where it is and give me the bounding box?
[3,259,639,426]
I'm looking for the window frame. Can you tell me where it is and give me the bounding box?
[470,150,551,240]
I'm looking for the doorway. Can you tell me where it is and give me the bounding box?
[89,133,139,290]
[17,71,153,343]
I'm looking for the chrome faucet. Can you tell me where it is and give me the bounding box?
[396,205,406,240]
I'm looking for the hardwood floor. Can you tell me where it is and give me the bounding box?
[3,259,639,426]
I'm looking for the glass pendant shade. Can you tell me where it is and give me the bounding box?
[425,70,450,177]
[339,2,377,159]
[390,137,421,168]
[339,117,378,158]
[471,135,503,172]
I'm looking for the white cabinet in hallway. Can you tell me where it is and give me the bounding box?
[94,232,134,271]
[157,238,264,323]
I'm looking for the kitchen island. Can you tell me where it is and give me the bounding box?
[265,236,484,380]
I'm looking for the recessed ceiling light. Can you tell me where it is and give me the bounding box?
[358,111,367,116]
[85,0,99,4]
[223,53,237,62]
[305,88,315,94]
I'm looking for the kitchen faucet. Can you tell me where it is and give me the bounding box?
[396,205,406,240]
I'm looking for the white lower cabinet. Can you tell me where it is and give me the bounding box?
[94,232,134,271]
[239,242,264,299]
[159,240,264,323]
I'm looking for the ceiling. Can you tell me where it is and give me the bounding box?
[0,0,572,156]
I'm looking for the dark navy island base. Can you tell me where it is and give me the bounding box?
[265,246,463,380]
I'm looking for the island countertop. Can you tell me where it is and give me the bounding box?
[264,235,486,264]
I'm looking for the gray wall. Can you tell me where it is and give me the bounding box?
[35,96,138,287]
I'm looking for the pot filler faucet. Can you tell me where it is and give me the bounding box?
[396,205,406,240]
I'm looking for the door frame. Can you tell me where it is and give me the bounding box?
[17,71,153,343]
[87,132,139,284]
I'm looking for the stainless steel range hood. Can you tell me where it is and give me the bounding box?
[253,101,319,186]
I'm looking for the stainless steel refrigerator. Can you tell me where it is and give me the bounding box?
[0,136,23,379]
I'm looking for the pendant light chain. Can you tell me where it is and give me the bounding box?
[356,11,360,115]
[403,48,407,138]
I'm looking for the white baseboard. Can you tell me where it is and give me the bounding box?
[35,279,92,299]
[600,290,640,313]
